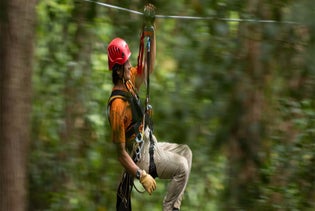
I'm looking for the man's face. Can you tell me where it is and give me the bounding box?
[123,60,132,81]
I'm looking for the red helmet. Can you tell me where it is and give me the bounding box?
[107,38,131,70]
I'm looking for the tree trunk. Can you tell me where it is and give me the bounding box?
[0,0,36,210]
[223,0,272,209]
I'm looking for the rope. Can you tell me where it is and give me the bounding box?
[82,0,301,25]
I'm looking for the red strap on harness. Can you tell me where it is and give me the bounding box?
[137,31,145,75]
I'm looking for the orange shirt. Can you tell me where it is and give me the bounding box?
[109,67,140,144]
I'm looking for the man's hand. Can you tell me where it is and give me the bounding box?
[140,170,156,195]
[144,3,156,27]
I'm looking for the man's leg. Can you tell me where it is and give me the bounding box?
[154,141,192,211]
[137,129,192,211]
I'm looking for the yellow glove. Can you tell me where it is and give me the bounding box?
[140,170,156,195]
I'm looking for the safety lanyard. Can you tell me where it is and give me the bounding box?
[137,4,156,130]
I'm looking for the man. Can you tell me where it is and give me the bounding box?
[107,35,192,211]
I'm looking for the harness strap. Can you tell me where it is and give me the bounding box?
[148,130,158,178]
[137,32,145,75]
[125,121,142,140]
[107,90,144,140]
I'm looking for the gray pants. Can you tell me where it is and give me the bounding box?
[136,128,192,211]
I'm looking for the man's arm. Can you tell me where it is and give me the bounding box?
[115,142,138,177]
[149,27,156,74]
[144,3,156,74]
[134,28,155,91]
[135,3,156,90]
[115,142,157,195]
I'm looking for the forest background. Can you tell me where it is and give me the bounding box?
[1,0,315,210]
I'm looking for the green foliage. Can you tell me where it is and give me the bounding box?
[259,98,315,210]
[29,0,315,210]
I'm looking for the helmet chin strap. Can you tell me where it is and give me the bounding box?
[119,66,126,85]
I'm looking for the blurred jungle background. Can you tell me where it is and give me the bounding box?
[1,0,315,210]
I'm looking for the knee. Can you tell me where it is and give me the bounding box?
[182,144,192,163]
[177,156,189,177]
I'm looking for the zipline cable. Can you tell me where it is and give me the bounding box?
[83,0,143,15]
[82,0,301,25]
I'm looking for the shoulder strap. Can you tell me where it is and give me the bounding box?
[107,90,144,139]
[107,90,130,123]
[108,90,143,119]
[108,90,130,104]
